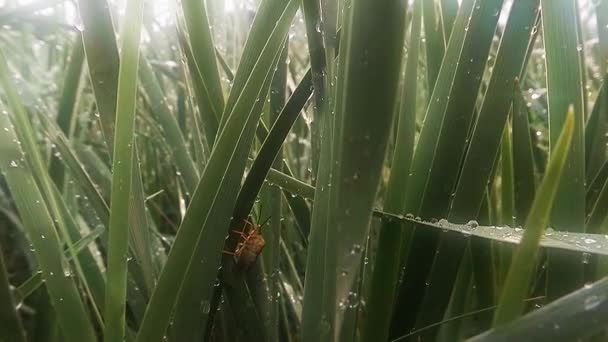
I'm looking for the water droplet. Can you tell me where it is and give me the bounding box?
[466,220,478,228]
[584,295,603,310]
[200,300,211,314]
[349,244,363,255]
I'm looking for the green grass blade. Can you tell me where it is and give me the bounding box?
[542,0,586,300]
[104,0,144,338]
[302,0,407,339]
[0,100,96,342]
[180,0,225,125]
[219,0,289,131]
[176,22,218,150]
[78,0,119,152]
[440,0,458,40]
[363,0,421,339]
[501,120,515,226]
[584,79,607,184]
[15,226,105,304]
[37,111,110,225]
[493,108,575,326]
[471,272,608,342]
[511,80,537,224]
[423,0,446,91]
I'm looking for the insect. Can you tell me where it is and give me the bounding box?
[224,216,270,270]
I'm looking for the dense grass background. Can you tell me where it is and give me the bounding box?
[2,0,608,341]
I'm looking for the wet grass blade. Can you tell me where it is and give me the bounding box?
[78,0,119,151]
[471,272,608,342]
[511,80,536,224]
[14,226,105,303]
[0,81,96,342]
[104,0,144,338]
[180,0,224,125]
[301,0,407,338]
[363,0,421,339]
[542,0,586,300]
[493,108,575,326]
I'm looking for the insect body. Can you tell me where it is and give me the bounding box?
[226,218,267,270]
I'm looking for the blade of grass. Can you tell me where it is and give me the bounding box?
[423,0,446,91]
[362,0,421,339]
[77,0,119,152]
[180,0,224,126]
[301,0,407,339]
[470,271,608,342]
[511,79,537,225]
[585,79,607,184]
[14,226,105,303]
[542,0,586,300]
[493,108,575,326]
[0,99,96,342]
[103,0,144,338]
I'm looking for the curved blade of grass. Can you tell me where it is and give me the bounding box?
[36,111,110,225]
[204,61,312,338]
[470,273,608,342]
[135,2,299,340]
[542,0,586,300]
[175,22,216,156]
[363,0,421,339]
[0,49,102,340]
[0,105,96,342]
[493,108,575,326]
[104,0,144,338]
[171,50,284,342]
[218,0,289,132]
[77,0,119,152]
[0,244,26,342]
[233,71,312,226]
[14,226,105,303]
[180,0,224,126]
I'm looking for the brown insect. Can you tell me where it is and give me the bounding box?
[224,217,269,270]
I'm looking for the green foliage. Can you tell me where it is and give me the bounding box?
[2,0,608,341]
